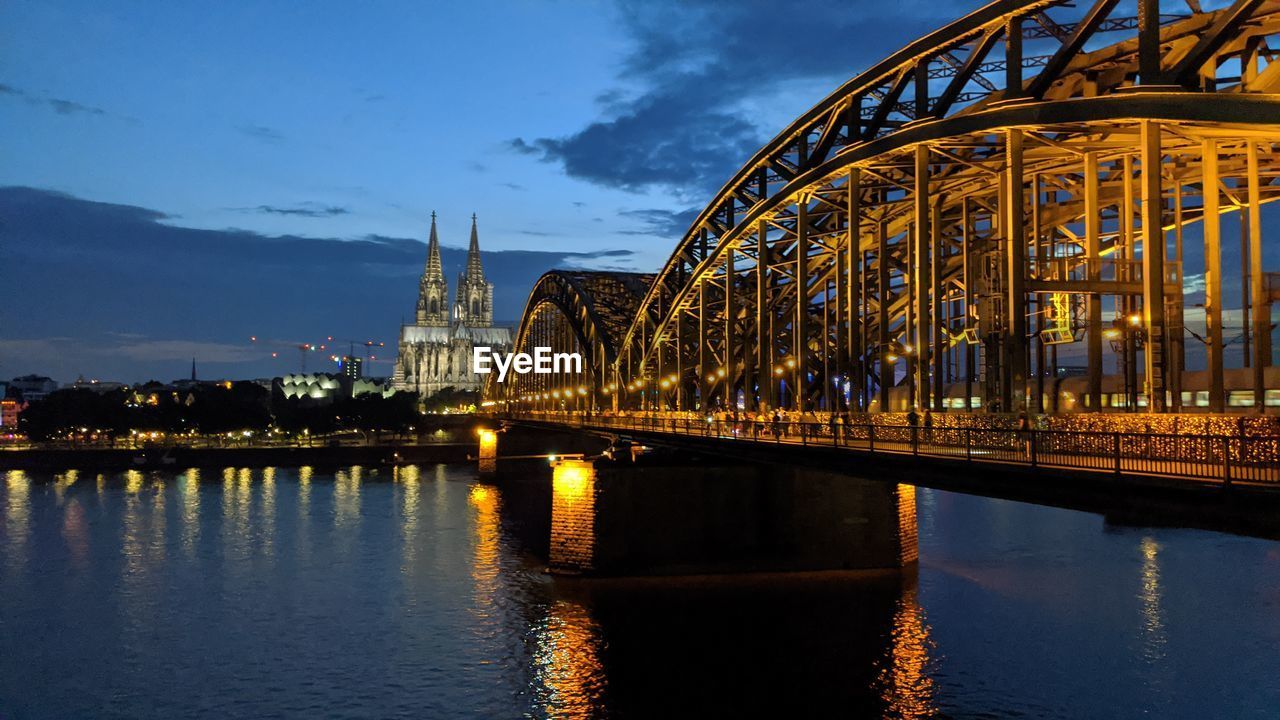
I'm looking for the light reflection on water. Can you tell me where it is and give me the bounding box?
[0,464,1277,719]
[3,470,30,575]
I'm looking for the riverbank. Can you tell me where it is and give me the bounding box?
[0,442,475,471]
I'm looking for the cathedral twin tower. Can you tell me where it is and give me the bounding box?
[394,213,513,397]
[416,212,494,327]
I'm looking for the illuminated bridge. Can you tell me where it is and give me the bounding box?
[486,0,1280,491]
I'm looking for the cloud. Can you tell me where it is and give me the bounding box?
[616,207,700,238]
[0,186,639,382]
[1182,273,1206,296]
[507,138,540,156]
[508,0,966,198]
[103,339,261,363]
[0,82,111,118]
[48,98,106,116]
[235,203,351,218]
[237,124,284,143]
[499,182,526,191]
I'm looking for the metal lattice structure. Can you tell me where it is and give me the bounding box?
[501,271,654,404]
[498,0,1280,415]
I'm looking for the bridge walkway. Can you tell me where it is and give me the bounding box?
[492,413,1280,489]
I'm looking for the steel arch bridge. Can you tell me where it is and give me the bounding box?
[497,0,1280,416]
[500,270,654,406]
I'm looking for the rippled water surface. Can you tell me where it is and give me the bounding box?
[1,465,1278,718]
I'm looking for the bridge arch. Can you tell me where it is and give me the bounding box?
[503,0,1280,415]
[493,270,654,409]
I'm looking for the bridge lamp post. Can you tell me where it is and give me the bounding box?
[1104,314,1145,412]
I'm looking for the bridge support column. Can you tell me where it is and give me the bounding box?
[795,195,810,412]
[1140,120,1167,412]
[477,428,498,476]
[1085,152,1103,413]
[756,218,774,411]
[1202,139,1226,413]
[725,249,736,408]
[913,144,932,413]
[548,458,918,576]
[1246,140,1269,410]
[1004,128,1029,412]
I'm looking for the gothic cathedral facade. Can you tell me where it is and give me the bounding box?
[392,214,512,397]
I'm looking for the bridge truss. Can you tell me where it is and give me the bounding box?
[500,0,1280,415]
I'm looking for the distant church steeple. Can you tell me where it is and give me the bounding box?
[455,213,493,326]
[191,357,197,381]
[416,212,449,327]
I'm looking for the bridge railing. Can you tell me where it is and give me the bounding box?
[493,412,1279,487]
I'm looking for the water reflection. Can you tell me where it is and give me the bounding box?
[1,466,1277,719]
[397,464,421,573]
[3,470,31,575]
[1139,536,1166,663]
[876,582,937,718]
[261,467,277,560]
[181,469,200,556]
[298,465,313,508]
[62,498,89,570]
[53,469,78,504]
[531,599,606,718]
[334,466,362,528]
[468,484,501,619]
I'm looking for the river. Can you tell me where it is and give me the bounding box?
[1,465,1277,718]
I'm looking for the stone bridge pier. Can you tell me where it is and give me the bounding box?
[547,456,918,577]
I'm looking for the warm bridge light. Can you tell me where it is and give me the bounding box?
[552,459,593,502]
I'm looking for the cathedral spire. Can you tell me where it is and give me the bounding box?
[455,213,493,327]
[416,211,449,326]
[424,211,445,282]
[465,213,485,282]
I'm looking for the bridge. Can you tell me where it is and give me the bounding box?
[480,0,1280,575]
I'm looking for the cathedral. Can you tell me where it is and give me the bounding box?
[392,213,512,397]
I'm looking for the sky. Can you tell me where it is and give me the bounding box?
[6,1,1265,384]
[2,0,970,383]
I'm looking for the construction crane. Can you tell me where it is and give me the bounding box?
[325,337,387,363]
[249,337,321,372]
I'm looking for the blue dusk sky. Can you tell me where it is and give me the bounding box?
[4,1,1263,383]
[3,0,965,383]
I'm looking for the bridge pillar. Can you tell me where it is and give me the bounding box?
[477,428,498,476]
[548,458,918,576]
